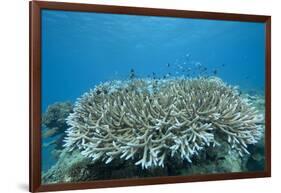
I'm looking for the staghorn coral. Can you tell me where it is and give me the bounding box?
[63,77,263,169]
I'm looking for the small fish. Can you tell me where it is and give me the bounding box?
[129,68,135,79]
[152,72,156,79]
[252,153,263,161]
[167,63,170,67]
[43,140,57,148]
[222,64,226,67]
[42,127,59,138]
[165,73,170,78]
[213,69,218,75]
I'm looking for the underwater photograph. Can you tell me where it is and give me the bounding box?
[41,9,266,184]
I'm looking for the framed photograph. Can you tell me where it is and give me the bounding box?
[30,1,271,192]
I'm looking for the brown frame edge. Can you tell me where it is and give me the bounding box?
[29,1,271,192]
[30,1,42,192]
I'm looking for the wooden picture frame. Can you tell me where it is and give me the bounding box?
[30,1,271,192]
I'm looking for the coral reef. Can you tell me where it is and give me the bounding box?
[42,149,94,183]
[239,93,265,171]
[63,77,264,169]
[42,147,170,184]
[43,133,262,184]
[42,102,73,150]
[42,140,247,184]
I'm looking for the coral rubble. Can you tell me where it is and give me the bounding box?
[63,77,264,169]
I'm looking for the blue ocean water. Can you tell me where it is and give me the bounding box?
[41,10,265,172]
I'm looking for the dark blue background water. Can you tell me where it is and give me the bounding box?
[41,10,265,171]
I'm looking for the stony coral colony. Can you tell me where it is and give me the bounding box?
[63,77,264,169]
